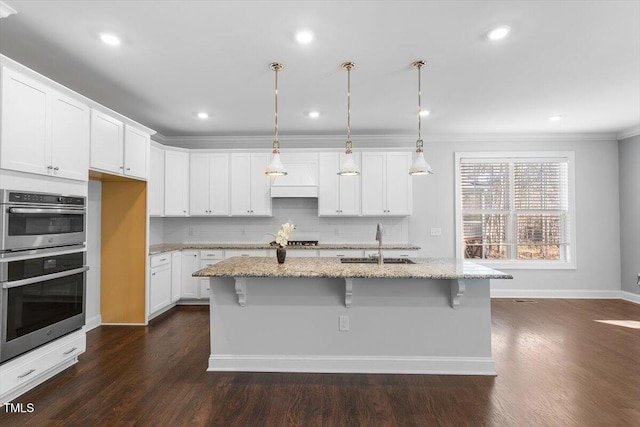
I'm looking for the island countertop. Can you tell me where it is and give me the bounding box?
[193,257,512,280]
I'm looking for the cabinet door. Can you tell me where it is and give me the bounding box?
[318,153,340,216]
[0,67,49,175]
[361,152,386,216]
[164,150,189,216]
[149,146,165,216]
[171,252,181,303]
[123,125,149,179]
[385,152,412,216]
[189,153,210,215]
[90,110,124,174]
[338,152,362,216]
[199,259,221,299]
[180,251,200,299]
[50,91,90,181]
[249,153,272,216]
[230,153,252,216]
[150,266,171,314]
[209,153,230,216]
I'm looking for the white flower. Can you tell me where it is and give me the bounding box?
[274,223,295,247]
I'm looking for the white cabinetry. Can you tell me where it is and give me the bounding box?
[164,150,189,216]
[149,254,172,315]
[190,153,230,216]
[230,153,272,216]
[361,152,412,216]
[171,251,182,303]
[0,329,85,403]
[198,250,224,299]
[224,249,268,259]
[90,111,149,179]
[181,251,200,299]
[0,67,89,181]
[363,249,418,258]
[149,145,165,216]
[319,250,365,258]
[318,152,361,216]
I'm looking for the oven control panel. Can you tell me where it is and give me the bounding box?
[4,191,85,206]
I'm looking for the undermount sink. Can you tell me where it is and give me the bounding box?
[340,257,415,264]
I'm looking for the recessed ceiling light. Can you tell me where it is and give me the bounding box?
[295,30,314,44]
[548,115,562,122]
[487,25,511,41]
[197,112,209,119]
[99,32,121,46]
[308,111,320,118]
[419,110,430,117]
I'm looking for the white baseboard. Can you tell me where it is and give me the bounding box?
[622,291,640,304]
[148,303,176,320]
[208,354,496,376]
[100,322,147,326]
[490,289,621,299]
[176,300,210,306]
[85,315,102,331]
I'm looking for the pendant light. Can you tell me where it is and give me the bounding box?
[409,60,433,176]
[337,62,360,176]
[265,62,287,176]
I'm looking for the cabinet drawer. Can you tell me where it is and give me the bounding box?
[319,250,364,258]
[200,260,222,269]
[224,249,267,259]
[200,250,224,260]
[0,331,85,395]
[150,254,171,268]
[364,249,418,258]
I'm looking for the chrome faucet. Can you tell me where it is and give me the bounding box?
[375,223,383,265]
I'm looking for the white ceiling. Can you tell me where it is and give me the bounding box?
[1,0,639,140]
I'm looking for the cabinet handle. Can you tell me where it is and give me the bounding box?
[53,166,59,171]
[160,258,167,262]
[152,272,156,276]
[17,368,36,379]
[193,255,197,257]
[183,210,186,213]
[119,166,124,170]
[47,165,53,170]
[63,347,78,356]
[126,167,131,171]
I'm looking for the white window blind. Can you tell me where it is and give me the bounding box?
[458,155,572,265]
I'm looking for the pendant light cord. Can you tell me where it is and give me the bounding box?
[343,62,354,154]
[270,63,283,154]
[413,60,425,152]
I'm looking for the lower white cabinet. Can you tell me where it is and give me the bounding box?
[171,251,181,303]
[149,254,172,315]
[364,249,418,258]
[319,250,364,258]
[181,250,200,299]
[224,249,268,259]
[0,329,85,403]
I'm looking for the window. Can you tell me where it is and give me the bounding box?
[455,152,575,269]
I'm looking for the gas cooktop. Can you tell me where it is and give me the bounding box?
[269,240,319,247]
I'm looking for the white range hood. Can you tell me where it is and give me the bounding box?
[270,153,318,198]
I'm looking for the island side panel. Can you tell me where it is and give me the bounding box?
[208,276,494,375]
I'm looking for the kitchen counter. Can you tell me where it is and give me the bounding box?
[194,256,512,280]
[149,242,420,255]
[199,256,511,375]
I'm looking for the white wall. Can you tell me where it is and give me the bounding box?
[158,198,409,244]
[619,135,640,298]
[86,180,102,329]
[409,137,621,296]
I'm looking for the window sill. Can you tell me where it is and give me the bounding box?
[466,259,576,270]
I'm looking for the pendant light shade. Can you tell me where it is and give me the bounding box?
[338,62,360,176]
[409,60,433,176]
[265,62,287,176]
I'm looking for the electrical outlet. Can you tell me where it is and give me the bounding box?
[339,315,350,332]
[188,227,194,236]
[241,228,246,236]
[430,227,442,236]
[334,228,339,236]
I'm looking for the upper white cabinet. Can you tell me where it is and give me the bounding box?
[90,110,149,180]
[164,149,189,216]
[361,152,412,216]
[230,153,272,216]
[190,152,230,216]
[149,145,165,216]
[123,125,149,179]
[1,67,89,181]
[318,152,361,216]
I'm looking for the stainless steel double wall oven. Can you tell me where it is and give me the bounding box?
[0,190,88,363]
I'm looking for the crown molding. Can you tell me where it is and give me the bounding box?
[153,132,619,149]
[0,1,17,19]
[616,125,640,140]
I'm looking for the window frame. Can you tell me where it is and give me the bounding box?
[454,151,577,270]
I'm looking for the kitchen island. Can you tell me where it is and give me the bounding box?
[195,257,512,375]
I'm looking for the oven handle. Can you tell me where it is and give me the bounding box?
[8,207,86,215]
[1,266,89,289]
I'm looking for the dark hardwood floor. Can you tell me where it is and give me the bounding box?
[2,299,639,426]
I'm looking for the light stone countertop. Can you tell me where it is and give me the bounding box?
[193,257,513,280]
[149,242,421,256]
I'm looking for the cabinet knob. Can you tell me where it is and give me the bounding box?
[47,165,53,170]
[126,167,131,171]
[53,166,59,171]
[119,166,124,170]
